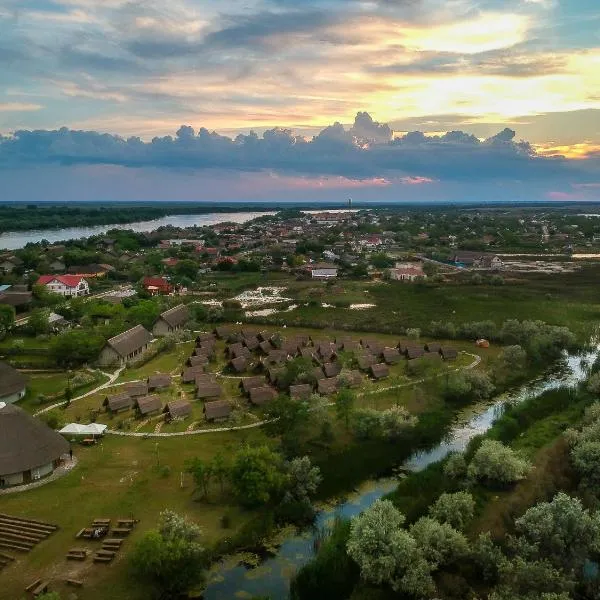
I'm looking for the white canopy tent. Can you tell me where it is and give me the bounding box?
[58,423,107,436]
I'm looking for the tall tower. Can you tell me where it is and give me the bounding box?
[348,197,352,209]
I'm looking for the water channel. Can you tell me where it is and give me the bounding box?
[203,347,597,599]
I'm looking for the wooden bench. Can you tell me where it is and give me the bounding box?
[95,549,116,558]
[111,528,131,537]
[76,528,93,539]
[92,519,110,527]
[117,519,136,528]
[66,578,84,588]
[66,548,87,561]
[25,578,41,593]
[81,438,96,446]
[103,538,123,546]
[93,554,113,563]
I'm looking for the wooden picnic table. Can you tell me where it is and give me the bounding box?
[31,580,50,597]
[92,519,110,526]
[111,527,131,537]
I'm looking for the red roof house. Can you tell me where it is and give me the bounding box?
[142,277,173,295]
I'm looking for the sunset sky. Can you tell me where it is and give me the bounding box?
[1,0,599,202]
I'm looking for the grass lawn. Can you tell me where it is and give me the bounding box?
[115,341,195,382]
[0,430,270,600]
[18,370,109,414]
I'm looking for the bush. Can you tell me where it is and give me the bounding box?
[468,439,531,486]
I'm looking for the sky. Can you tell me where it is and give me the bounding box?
[0,0,599,202]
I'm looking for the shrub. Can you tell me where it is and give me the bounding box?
[468,439,531,486]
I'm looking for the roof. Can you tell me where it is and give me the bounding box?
[405,345,425,360]
[290,384,312,400]
[181,366,206,382]
[59,422,107,436]
[135,394,162,415]
[165,400,192,419]
[241,376,266,393]
[425,342,441,353]
[106,325,153,359]
[204,400,232,420]
[249,386,277,405]
[125,381,149,397]
[196,383,222,399]
[188,355,208,367]
[323,362,342,378]
[0,361,27,398]
[441,346,458,359]
[229,356,248,373]
[357,353,376,370]
[0,402,70,476]
[370,363,390,379]
[383,347,402,364]
[157,304,189,328]
[37,275,86,288]
[147,374,171,389]
[0,292,33,307]
[143,276,171,289]
[103,392,132,412]
[317,378,338,395]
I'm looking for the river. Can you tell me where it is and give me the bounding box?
[202,347,596,600]
[0,212,275,250]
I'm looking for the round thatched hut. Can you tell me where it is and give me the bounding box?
[0,402,69,487]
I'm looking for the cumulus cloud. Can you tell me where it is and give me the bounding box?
[0,112,596,186]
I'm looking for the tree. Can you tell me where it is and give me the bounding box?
[500,345,527,371]
[175,259,199,279]
[587,372,600,395]
[0,304,15,339]
[514,492,600,572]
[210,452,229,495]
[468,440,531,486]
[285,456,322,503]
[429,491,475,531]
[126,299,162,330]
[185,457,212,499]
[380,406,418,439]
[409,517,469,567]
[50,330,104,368]
[335,388,356,430]
[444,453,468,481]
[28,308,51,335]
[230,445,285,508]
[130,510,205,599]
[571,440,600,489]
[347,500,435,597]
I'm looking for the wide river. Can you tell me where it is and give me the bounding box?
[0,212,275,250]
[203,347,597,600]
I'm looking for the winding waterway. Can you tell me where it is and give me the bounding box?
[203,347,597,600]
[0,212,275,250]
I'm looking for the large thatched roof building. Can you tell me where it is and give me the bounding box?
[0,402,69,487]
[0,361,27,404]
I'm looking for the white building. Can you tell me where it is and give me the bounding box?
[307,263,338,278]
[36,275,90,297]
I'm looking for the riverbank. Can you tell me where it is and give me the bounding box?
[290,347,597,600]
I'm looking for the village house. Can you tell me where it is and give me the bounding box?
[450,252,504,270]
[389,262,427,282]
[0,256,24,273]
[0,285,33,312]
[204,400,232,422]
[306,262,338,279]
[142,276,173,295]
[164,400,192,422]
[135,395,163,417]
[36,275,90,297]
[97,325,153,367]
[152,304,189,336]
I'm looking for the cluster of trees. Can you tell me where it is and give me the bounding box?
[347,497,472,597]
[427,319,576,364]
[185,445,321,523]
[442,370,496,403]
[352,405,418,441]
[567,400,600,498]
[445,440,531,487]
[130,510,206,599]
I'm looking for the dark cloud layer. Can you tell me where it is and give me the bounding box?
[0,112,596,184]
